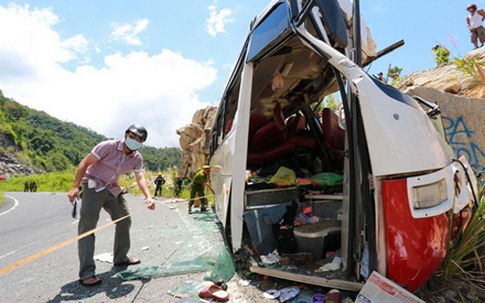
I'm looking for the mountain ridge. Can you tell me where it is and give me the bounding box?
[0,90,181,177]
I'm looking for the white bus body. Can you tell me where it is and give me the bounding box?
[208,0,477,292]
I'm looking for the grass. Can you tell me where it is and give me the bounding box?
[454,57,485,85]
[0,171,76,206]
[418,183,485,302]
[0,170,77,193]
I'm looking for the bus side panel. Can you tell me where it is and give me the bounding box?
[381,179,449,292]
[356,78,452,177]
[211,139,234,227]
[229,61,254,252]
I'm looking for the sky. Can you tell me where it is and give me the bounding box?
[0,1,479,148]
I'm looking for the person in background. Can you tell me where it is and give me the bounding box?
[154,174,165,197]
[466,3,485,49]
[377,72,386,83]
[188,165,214,214]
[175,176,183,197]
[29,180,38,192]
[67,124,155,287]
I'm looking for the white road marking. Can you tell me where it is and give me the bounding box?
[0,195,19,217]
[0,250,18,260]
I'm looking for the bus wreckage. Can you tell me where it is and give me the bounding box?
[208,0,478,293]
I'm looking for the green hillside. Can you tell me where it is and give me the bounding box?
[0,89,181,173]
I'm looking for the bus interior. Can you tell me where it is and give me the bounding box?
[208,0,477,292]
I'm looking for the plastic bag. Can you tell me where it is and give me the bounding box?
[269,166,296,187]
[308,172,343,187]
[271,71,284,91]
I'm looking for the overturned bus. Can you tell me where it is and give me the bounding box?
[208,0,478,293]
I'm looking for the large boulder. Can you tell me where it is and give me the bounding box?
[404,87,485,171]
[397,48,485,172]
[176,106,217,178]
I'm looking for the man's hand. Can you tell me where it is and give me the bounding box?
[206,183,215,195]
[67,187,80,205]
[146,197,156,210]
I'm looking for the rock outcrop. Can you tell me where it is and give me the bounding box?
[176,106,217,178]
[0,133,40,177]
[0,146,45,178]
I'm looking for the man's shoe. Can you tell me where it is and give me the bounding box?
[79,275,102,286]
[114,258,140,266]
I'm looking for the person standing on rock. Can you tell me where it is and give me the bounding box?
[189,165,214,214]
[466,3,485,49]
[67,124,155,287]
[154,173,165,196]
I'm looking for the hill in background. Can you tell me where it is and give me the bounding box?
[0,89,181,176]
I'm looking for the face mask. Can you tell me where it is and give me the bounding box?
[125,138,142,151]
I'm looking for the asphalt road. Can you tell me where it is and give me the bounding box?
[0,192,254,303]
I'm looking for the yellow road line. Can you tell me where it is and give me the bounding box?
[0,209,142,276]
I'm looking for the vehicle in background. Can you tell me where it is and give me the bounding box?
[208,0,478,293]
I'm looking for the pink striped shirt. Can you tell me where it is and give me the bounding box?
[82,139,143,197]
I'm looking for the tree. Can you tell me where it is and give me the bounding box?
[44,151,71,172]
[324,94,340,111]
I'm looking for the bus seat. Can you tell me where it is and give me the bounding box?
[224,118,234,135]
[248,113,270,152]
[251,122,286,152]
[322,108,345,157]
[287,114,307,137]
[289,136,317,150]
[248,107,295,166]
[263,141,296,162]
[247,152,266,166]
[249,113,269,137]
[247,141,296,167]
[286,114,317,151]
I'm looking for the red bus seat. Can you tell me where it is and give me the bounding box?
[322,108,345,158]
